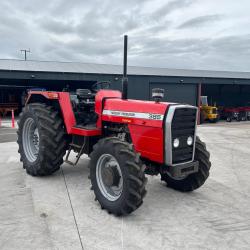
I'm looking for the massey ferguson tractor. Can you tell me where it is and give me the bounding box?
[17,36,211,216]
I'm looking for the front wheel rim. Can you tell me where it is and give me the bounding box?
[22,118,40,162]
[96,154,123,201]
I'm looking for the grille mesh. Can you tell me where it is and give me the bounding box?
[171,108,197,164]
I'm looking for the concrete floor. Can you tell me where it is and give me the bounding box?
[1,122,250,250]
[0,128,17,143]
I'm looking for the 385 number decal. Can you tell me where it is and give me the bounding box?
[148,114,163,120]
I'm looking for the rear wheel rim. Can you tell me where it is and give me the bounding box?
[22,118,39,162]
[96,154,123,201]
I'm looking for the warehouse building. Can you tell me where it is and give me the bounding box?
[1,59,250,115]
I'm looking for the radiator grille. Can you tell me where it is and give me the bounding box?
[171,108,197,164]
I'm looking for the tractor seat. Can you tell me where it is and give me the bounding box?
[76,89,94,99]
[76,89,95,106]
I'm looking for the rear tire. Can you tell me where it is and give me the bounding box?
[17,103,67,176]
[161,136,211,192]
[89,137,147,216]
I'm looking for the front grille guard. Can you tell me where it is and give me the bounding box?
[164,105,198,166]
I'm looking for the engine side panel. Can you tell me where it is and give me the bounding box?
[128,124,164,163]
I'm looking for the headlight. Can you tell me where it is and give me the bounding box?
[187,136,193,146]
[173,138,180,148]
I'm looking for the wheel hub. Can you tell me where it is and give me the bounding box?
[96,154,123,201]
[33,128,39,150]
[102,165,121,187]
[22,118,39,162]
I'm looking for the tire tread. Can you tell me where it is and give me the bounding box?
[17,103,67,176]
[89,137,147,216]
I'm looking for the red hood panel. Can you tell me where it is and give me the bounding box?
[102,98,171,128]
[104,98,169,114]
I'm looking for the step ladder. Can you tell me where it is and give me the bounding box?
[64,142,85,166]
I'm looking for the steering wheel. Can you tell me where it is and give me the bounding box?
[92,81,111,93]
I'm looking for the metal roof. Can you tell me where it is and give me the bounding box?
[1,59,250,79]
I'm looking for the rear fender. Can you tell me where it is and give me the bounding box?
[26,91,59,104]
[26,91,76,134]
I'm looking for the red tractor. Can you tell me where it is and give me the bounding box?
[17,36,211,216]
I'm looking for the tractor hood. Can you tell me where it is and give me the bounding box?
[102,98,172,128]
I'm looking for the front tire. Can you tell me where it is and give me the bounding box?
[161,136,211,192]
[89,137,147,216]
[17,103,67,176]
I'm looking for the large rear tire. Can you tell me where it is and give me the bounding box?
[89,137,147,216]
[161,136,211,192]
[17,103,67,176]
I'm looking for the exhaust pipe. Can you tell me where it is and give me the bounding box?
[122,35,128,99]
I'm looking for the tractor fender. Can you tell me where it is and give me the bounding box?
[26,91,59,105]
[26,91,76,134]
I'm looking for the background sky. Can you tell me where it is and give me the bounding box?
[0,0,250,71]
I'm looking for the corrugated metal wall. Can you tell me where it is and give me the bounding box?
[126,75,198,106]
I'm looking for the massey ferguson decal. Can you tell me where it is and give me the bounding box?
[103,110,164,120]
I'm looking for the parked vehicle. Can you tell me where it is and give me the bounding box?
[222,107,240,122]
[200,96,219,123]
[238,107,248,121]
[17,36,211,216]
